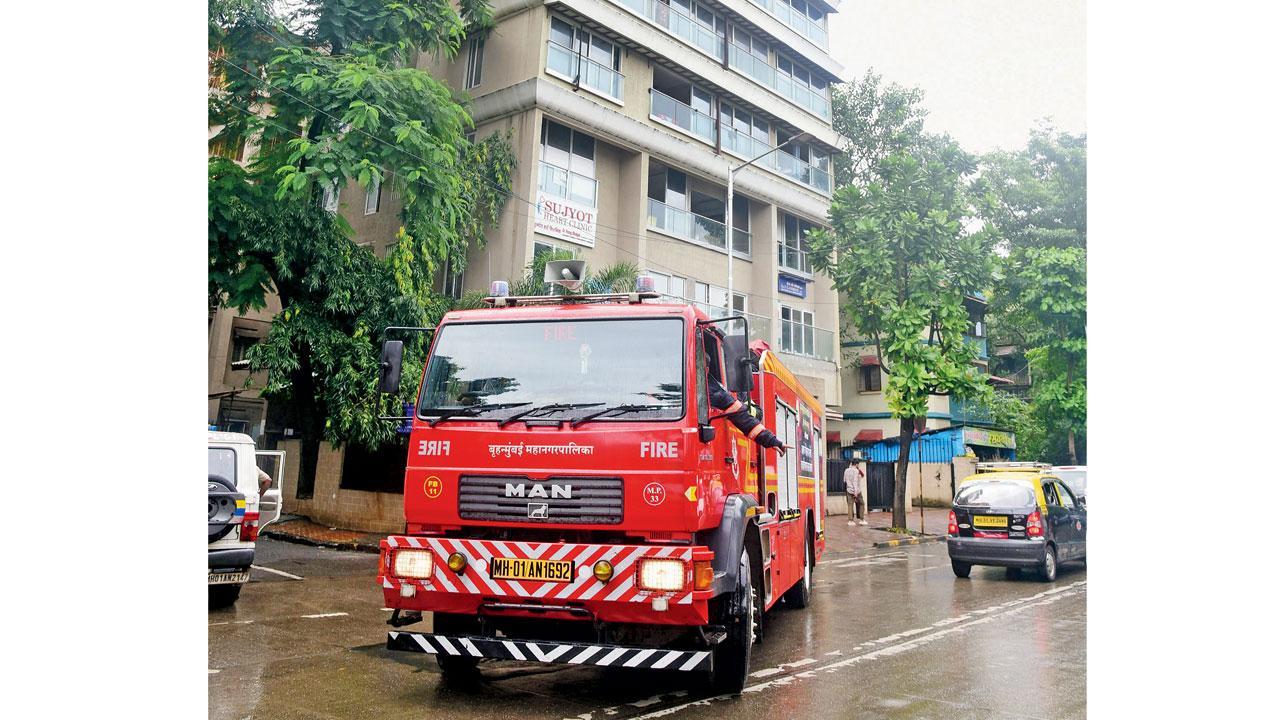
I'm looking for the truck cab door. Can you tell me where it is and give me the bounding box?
[254,450,286,527]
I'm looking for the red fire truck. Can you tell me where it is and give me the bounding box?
[374,264,827,693]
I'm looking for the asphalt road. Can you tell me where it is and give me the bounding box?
[209,538,1086,719]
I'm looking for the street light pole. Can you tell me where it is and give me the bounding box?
[724,132,813,314]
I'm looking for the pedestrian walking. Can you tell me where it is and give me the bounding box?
[844,459,867,525]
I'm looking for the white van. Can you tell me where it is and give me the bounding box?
[208,431,284,608]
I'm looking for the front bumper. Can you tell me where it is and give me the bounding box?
[947,537,1045,567]
[379,536,714,626]
[387,630,713,672]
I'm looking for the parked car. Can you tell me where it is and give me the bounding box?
[208,431,284,608]
[947,462,1086,582]
[1052,465,1087,506]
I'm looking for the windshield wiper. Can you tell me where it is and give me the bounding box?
[496,402,604,428]
[569,403,678,429]
[426,402,531,427]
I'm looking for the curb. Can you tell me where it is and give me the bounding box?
[263,526,383,554]
[872,535,946,549]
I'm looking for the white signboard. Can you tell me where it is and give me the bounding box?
[534,191,596,247]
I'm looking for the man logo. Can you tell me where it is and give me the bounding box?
[527,503,550,519]
[504,483,572,499]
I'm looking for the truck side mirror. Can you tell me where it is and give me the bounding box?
[378,340,404,394]
[722,320,754,394]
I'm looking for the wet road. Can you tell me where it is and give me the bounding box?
[210,538,1086,719]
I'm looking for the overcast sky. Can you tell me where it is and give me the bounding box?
[827,0,1086,153]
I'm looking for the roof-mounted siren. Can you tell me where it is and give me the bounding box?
[545,260,586,293]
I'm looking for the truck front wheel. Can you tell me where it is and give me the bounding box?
[709,549,755,695]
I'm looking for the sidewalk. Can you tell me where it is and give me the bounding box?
[264,516,385,552]
[265,505,951,558]
[820,505,951,557]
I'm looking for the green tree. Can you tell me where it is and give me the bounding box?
[208,0,515,495]
[809,143,994,529]
[830,69,929,188]
[979,126,1086,464]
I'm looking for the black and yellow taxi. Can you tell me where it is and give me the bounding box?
[947,462,1086,582]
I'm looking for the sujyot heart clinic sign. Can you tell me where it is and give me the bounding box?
[534,191,596,247]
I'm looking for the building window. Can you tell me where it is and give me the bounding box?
[321,180,340,213]
[539,119,597,208]
[230,333,258,366]
[647,270,687,301]
[650,67,716,143]
[719,101,771,165]
[465,37,485,89]
[547,17,624,101]
[858,363,882,393]
[364,175,381,215]
[780,213,816,274]
[731,194,751,256]
[440,258,464,299]
[780,305,815,356]
[534,239,578,260]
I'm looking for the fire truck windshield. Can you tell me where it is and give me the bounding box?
[418,318,685,422]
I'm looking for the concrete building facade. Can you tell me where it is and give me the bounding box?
[210,0,847,531]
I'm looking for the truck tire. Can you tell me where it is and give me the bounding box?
[782,533,812,608]
[709,549,755,695]
[208,583,241,609]
[208,474,242,543]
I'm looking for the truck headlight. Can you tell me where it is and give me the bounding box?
[393,549,434,579]
[637,558,685,592]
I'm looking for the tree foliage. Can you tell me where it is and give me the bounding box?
[208,0,515,495]
[830,69,929,189]
[978,125,1086,464]
[810,140,994,528]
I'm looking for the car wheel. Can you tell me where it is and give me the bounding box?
[710,549,755,695]
[951,559,972,578]
[208,583,242,609]
[782,535,812,608]
[1038,545,1058,582]
[1005,567,1020,580]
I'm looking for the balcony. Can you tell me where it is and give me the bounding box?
[727,45,831,120]
[547,40,624,102]
[728,44,777,91]
[539,160,598,208]
[775,150,831,194]
[950,396,995,425]
[964,335,990,360]
[779,320,835,362]
[615,0,724,61]
[649,88,716,144]
[648,197,750,257]
[719,121,773,167]
[776,73,831,120]
[778,242,812,275]
[749,0,829,49]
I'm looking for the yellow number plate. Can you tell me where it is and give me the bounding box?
[490,558,575,583]
[973,515,1009,528]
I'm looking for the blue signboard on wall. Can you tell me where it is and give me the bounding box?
[778,274,807,298]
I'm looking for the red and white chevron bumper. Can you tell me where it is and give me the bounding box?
[378,536,715,626]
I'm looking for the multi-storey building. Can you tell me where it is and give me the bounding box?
[209,0,847,530]
[427,0,846,414]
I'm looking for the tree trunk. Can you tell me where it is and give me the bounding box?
[1065,355,1078,465]
[893,417,912,529]
[292,350,325,499]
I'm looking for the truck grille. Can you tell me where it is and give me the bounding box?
[458,475,623,525]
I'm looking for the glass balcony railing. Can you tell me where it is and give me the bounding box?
[539,160,598,208]
[719,122,774,168]
[776,150,832,194]
[616,0,725,61]
[778,242,812,275]
[750,0,829,49]
[776,73,831,119]
[546,41,624,101]
[779,321,835,362]
[648,197,752,256]
[649,88,716,144]
[728,44,776,90]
